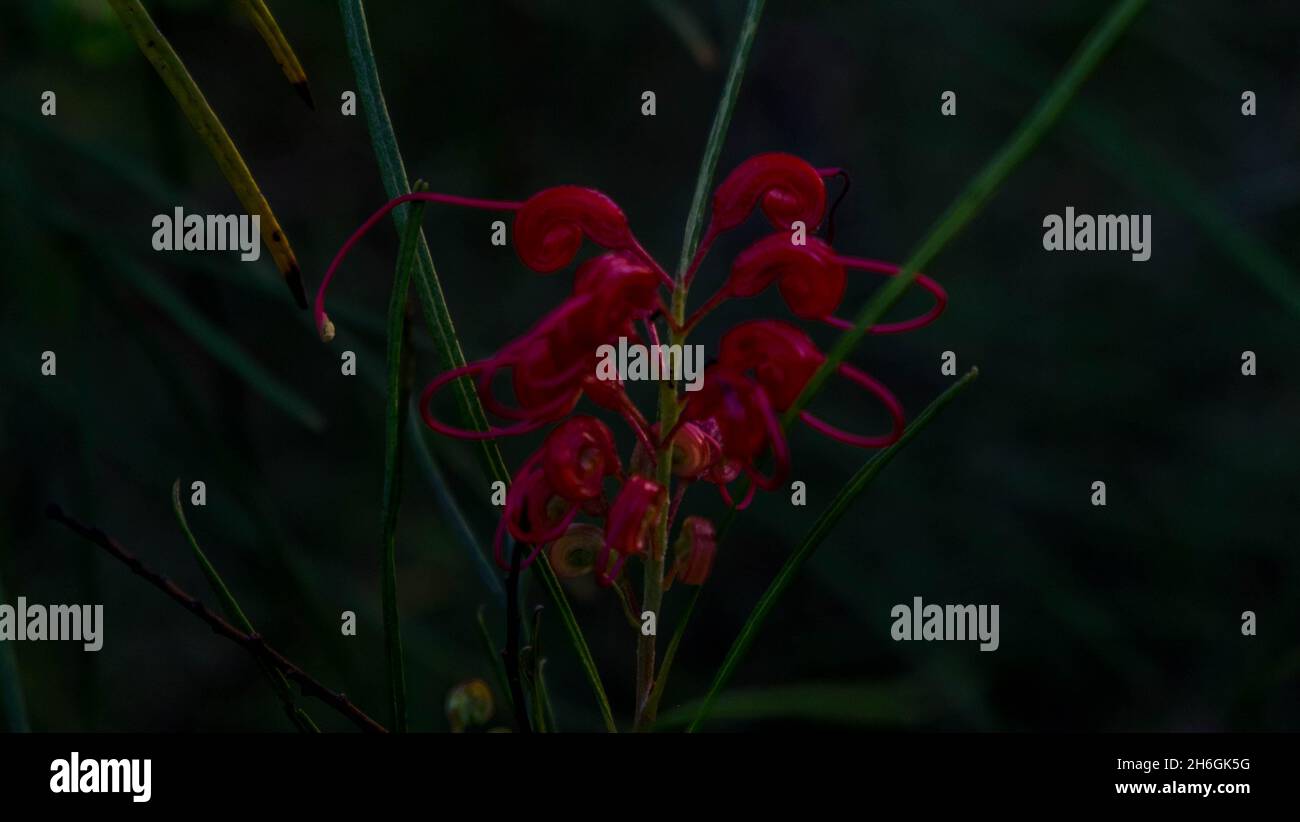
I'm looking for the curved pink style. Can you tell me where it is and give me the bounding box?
[821,255,948,334]
[314,190,523,341]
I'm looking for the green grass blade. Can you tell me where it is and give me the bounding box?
[377,191,428,733]
[339,0,615,730]
[0,570,31,732]
[171,479,319,732]
[336,0,507,483]
[106,250,325,432]
[105,0,306,305]
[782,0,1148,427]
[235,0,315,108]
[674,0,766,279]
[659,680,930,729]
[688,369,979,732]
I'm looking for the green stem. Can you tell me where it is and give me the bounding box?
[642,584,700,726]
[636,0,767,734]
[674,0,767,278]
[377,189,427,733]
[171,480,319,732]
[782,0,1149,427]
[339,0,616,729]
[688,369,979,732]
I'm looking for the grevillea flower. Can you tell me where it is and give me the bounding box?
[317,151,949,598]
[493,416,620,570]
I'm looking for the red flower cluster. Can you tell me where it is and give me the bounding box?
[316,153,945,587]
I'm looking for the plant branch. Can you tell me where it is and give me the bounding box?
[171,480,318,732]
[637,0,767,733]
[47,504,388,734]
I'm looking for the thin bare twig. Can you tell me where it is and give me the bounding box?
[45,504,388,734]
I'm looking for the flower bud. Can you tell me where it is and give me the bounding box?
[445,678,494,733]
[547,523,605,578]
[672,516,717,586]
[604,476,666,560]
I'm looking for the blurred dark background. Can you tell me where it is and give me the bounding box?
[1,0,1297,732]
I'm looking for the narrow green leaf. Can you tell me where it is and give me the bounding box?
[235,0,315,108]
[688,369,979,732]
[674,0,766,280]
[377,189,428,733]
[171,479,319,732]
[105,0,307,305]
[336,0,507,483]
[659,680,931,729]
[782,0,1148,427]
[339,0,615,730]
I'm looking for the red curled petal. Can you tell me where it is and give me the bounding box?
[505,459,578,545]
[728,235,846,319]
[542,415,621,502]
[708,153,827,235]
[513,186,633,273]
[717,320,822,410]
